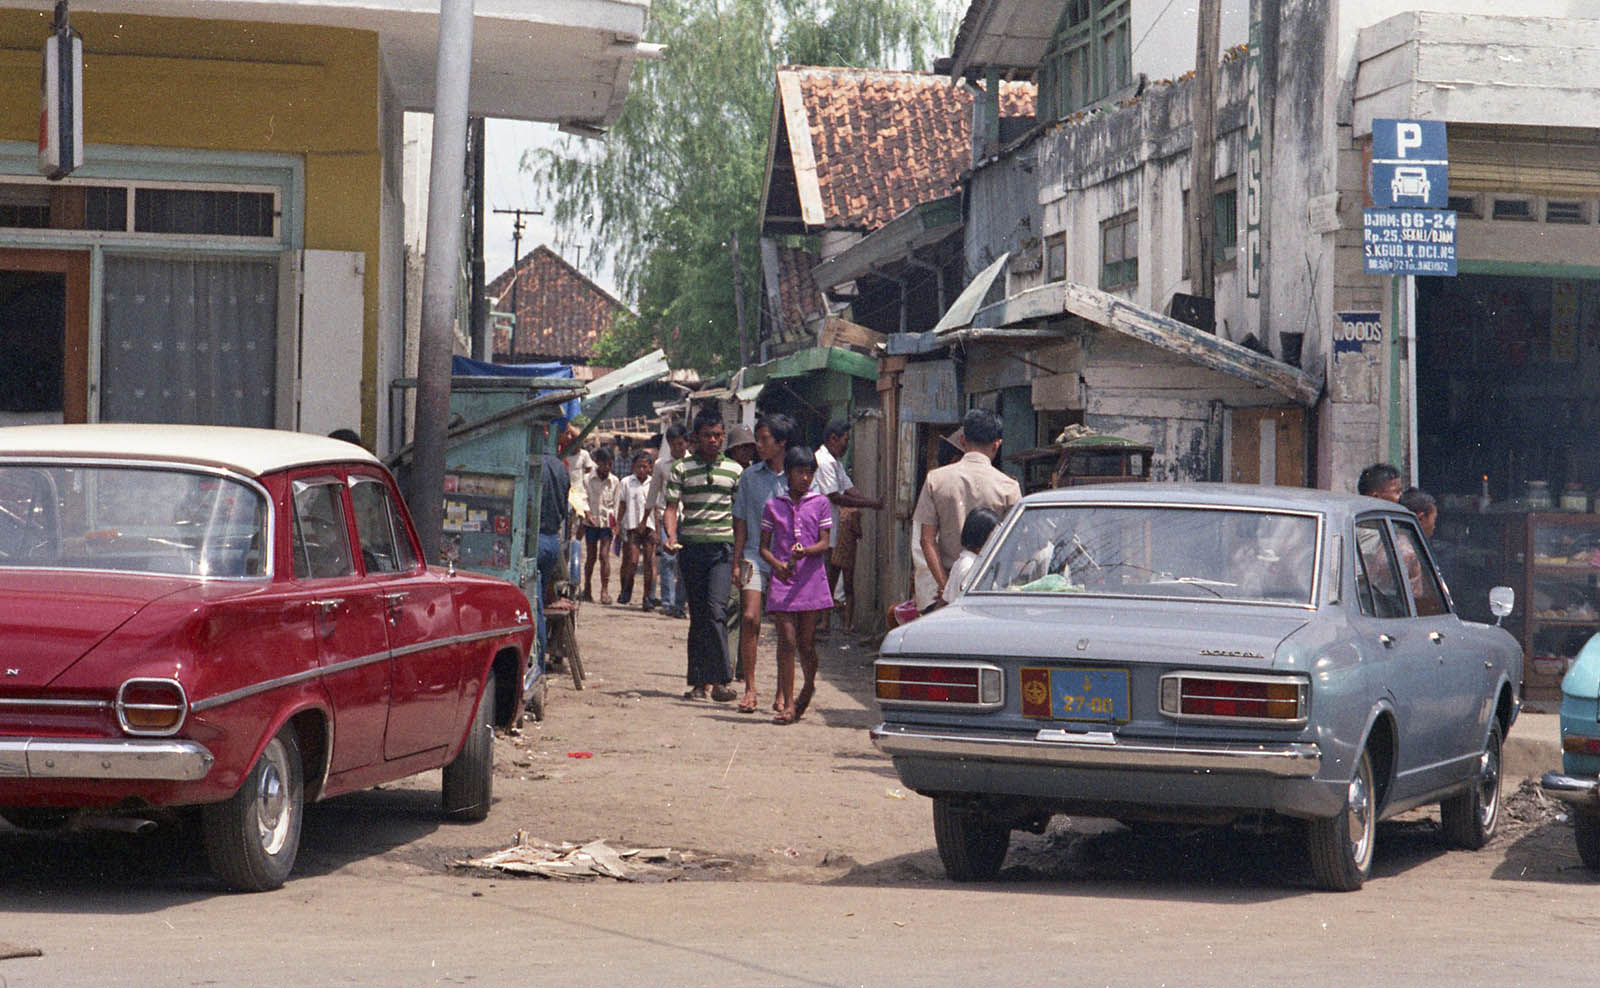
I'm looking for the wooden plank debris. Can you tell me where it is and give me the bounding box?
[453,832,686,882]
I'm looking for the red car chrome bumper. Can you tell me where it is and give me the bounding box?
[0,738,214,781]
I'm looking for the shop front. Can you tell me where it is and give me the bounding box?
[1413,265,1600,699]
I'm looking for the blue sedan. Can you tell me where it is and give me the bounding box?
[872,484,1522,891]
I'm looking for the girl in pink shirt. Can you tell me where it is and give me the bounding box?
[760,446,833,724]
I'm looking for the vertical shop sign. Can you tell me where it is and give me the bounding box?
[38,4,82,180]
[1331,311,1382,403]
[1244,15,1264,298]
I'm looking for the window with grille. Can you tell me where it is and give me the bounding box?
[1546,200,1588,224]
[0,180,277,239]
[1036,0,1131,124]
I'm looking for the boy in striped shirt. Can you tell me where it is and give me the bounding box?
[661,408,743,702]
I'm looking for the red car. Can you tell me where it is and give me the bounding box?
[0,424,533,891]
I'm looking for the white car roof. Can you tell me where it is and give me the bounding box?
[0,424,380,478]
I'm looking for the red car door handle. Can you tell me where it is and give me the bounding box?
[310,598,344,613]
[378,592,409,625]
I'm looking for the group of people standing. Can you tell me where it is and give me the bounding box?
[547,407,881,725]
[658,408,881,723]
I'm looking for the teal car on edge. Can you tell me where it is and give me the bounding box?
[1540,641,1600,870]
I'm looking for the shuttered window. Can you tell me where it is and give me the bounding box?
[1448,125,1600,198]
[1037,0,1131,124]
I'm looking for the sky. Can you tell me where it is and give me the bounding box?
[482,118,620,300]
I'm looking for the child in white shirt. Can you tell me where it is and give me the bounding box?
[942,507,1002,605]
[616,450,657,607]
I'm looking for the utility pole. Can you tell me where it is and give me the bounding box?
[492,206,542,346]
[410,0,475,565]
[1189,0,1221,303]
[469,117,487,361]
[730,230,747,368]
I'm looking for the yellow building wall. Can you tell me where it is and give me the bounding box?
[0,11,383,435]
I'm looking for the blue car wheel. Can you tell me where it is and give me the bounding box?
[1575,813,1600,872]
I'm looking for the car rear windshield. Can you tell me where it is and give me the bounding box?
[968,504,1320,606]
[0,463,268,578]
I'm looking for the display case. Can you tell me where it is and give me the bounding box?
[1522,512,1600,698]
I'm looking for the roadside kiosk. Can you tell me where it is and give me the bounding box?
[390,358,586,721]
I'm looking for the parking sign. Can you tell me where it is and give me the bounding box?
[1370,119,1447,209]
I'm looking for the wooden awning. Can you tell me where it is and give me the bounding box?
[935,279,1322,407]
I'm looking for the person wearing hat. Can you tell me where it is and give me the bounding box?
[724,423,759,468]
[729,413,797,713]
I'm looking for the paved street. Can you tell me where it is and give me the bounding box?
[2,603,1596,986]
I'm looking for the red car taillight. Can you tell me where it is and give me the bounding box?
[876,662,1002,708]
[1160,673,1306,725]
[1564,734,1600,757]
[117,679,188,736]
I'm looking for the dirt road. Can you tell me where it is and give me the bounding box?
[3,601,1598,986]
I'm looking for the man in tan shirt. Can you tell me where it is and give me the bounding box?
[912,408,1021,596]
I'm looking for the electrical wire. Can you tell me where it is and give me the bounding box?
[1131,0,1184,56]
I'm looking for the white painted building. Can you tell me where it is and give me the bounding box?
[946,0,1600,493]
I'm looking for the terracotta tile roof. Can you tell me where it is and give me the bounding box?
[775,243,827,336]
[999,79,1035,118]
[778,66,1035,232]
[486,245,633,363]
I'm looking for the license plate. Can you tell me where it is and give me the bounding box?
[1020,667,1129,723]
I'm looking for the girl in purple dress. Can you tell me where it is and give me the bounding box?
[760,445,833,724]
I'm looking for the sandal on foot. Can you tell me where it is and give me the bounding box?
[772,709,794,725]
[682,686,708,701]
[600,594,613,606]
[736,697,758,714]
[794,683,815,721]
[709,684,739,703]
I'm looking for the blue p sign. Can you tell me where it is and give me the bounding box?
[1372,119,1446,163]
[1371,119,1447,208]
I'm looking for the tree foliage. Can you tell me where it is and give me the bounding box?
[532,0,958,375]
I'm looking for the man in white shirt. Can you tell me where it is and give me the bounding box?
[813,418,882,630]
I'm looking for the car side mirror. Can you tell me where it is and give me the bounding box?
[1489,586,1514,625]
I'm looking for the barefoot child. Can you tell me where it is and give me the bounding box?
[617,449,658,608]
[582,445,619,604]
[759,445,832,724]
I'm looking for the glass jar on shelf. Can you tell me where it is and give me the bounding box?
[1563,483,1590,512]
[1526,480,1553,511]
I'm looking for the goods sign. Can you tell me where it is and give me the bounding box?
[1332,311,1384,404]
[1333,311,1382,353]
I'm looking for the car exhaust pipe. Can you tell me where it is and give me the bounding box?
[75,815,158,835]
